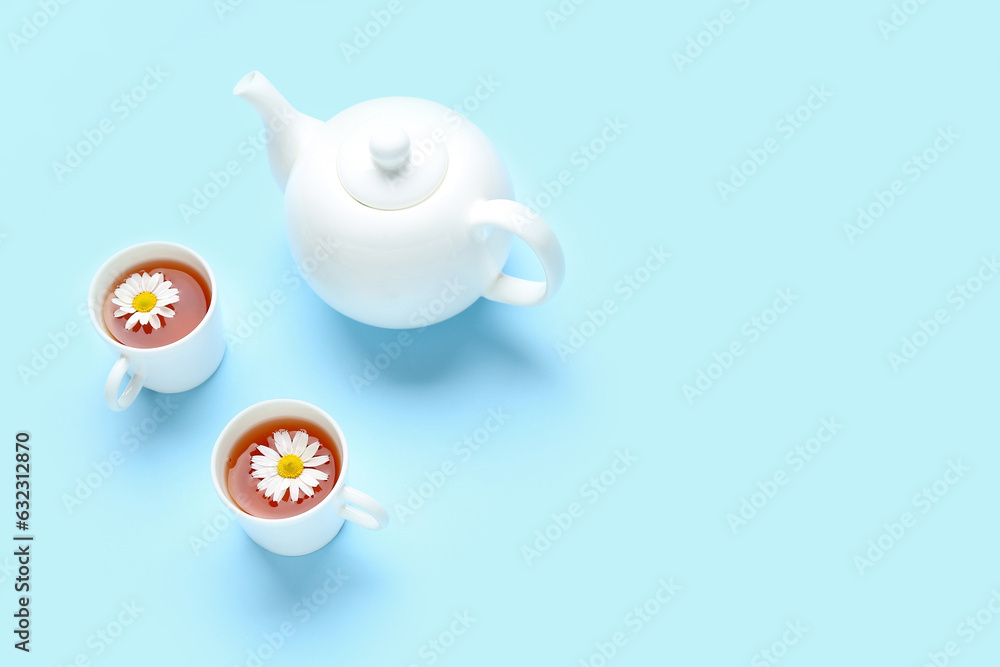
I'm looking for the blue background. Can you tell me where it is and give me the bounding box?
[2,0,998,665]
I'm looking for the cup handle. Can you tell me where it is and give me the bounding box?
[336,486,389,531]
[469,199,566,307]
[104,354,144,411]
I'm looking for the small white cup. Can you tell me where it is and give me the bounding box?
[88,241,226,411]
[210,399,389,556]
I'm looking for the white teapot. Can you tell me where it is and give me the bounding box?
[234,71,565,329]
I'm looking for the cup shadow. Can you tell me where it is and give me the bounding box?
[234,528,395,616]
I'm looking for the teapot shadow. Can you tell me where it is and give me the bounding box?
[321,297,553,388]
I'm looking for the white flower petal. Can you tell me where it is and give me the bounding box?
[288,480,299,502]
[257,445,280,461]
[273,431,292,456]
[250,470,270,479]
[113,307,131,318]
[303,455,330,468]
[251,455,276,466]
[114,286,136,301]
[157,294,179,307]
[300,480,316,497]
[310,469,329,482]
[125,312,140,329]
[298,470,319,487]
[301,442,320,461]
[149,314,161,329]
[291,431,308,456]
[156,307,175,319]
[125,275,142,292]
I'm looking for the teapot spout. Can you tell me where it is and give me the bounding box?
[233,71,323,192]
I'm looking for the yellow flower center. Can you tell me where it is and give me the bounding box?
[132,291,158,313]
[277,454,304,479]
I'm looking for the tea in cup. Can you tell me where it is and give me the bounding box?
[88,241,225,410]
[211,399,388,556]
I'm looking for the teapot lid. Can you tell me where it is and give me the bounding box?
[336,120,449,210]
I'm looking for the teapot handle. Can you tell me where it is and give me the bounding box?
[469,199,565,307]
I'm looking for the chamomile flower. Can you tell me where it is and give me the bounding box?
[250,430,330,502]
[111,272,180,330]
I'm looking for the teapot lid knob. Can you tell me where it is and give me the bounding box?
[369,125,411,172]
[337,119,449,211]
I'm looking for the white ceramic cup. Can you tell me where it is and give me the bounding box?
[88,241,225,411]
[210,399,389,556]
